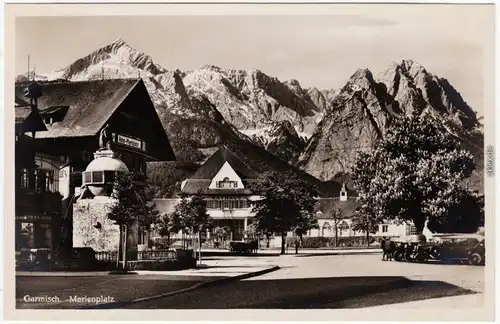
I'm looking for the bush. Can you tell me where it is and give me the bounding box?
[286,236,376,249]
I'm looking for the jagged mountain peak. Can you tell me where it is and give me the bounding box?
[300,59,483,183]
[200,64,223,72]
[346,68,377,89]
[397,59,427,74]
[53,37,168,80]
[284,79,305,94]
[351,68,373,79]
[110,37,127,47]
[382,58,429,82]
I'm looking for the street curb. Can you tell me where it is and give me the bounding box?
[295,251,381,257]
[79,265,281,309]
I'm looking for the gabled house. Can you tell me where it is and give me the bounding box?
[180,146,261,241]
[14,78,176,253]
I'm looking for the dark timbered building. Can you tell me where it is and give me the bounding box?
[15,78,176,254]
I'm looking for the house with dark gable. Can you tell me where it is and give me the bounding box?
[153,145,419,247]
[14,78,176,254]
[179,146,261,241]
[154,146,355,245]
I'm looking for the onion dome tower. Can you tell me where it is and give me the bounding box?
[81,150,129,198]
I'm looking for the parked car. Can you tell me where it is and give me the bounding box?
[430,234,485,266]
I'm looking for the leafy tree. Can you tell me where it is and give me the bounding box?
[243,222,258,239]
[168,193,213,253]
[157,212,175,249]
[293,211,319,245]
[350,203,383,246]
[136,184,163,246]
[350,111,481,234]
[107,172,144,270]
[139,204,161,244]
[252,171,318,255]
[328,207,344,247]
[213,226,229,248]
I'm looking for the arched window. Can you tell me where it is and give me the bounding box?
[216,177,238,188]
[339,221,349,237]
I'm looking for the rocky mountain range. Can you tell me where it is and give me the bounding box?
[16,38,484,192]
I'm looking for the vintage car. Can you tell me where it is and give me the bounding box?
[229,239,258,255]
[429,234,485,266]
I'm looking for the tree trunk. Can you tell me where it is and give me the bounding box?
[266,234,270,248]
[191,227,195,251]
[122,225,128,270]
[281,233,286,255]
[146,230,151,248]
[366,229,370,247]
[117,226,123,270]
[198,231,202,265]
[413,217,426,234]
[334,224,338,248]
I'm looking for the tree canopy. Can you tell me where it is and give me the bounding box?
[350,111,483,233]
[251,171,318,254]
[166,193,213,235]
[107,172,144,227]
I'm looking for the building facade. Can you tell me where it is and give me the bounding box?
[153,146,420,246]
[15,87,68,251]
[179,147,260,241]
[14,78,176,254]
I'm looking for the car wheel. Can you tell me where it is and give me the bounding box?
[469,253,482,265]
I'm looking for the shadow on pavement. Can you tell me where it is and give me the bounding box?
[125,276,476,309]
[15,274,213,309]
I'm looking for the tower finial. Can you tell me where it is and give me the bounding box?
[27,55,30,81]
[340,182,348,202]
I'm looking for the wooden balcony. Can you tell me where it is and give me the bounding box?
[15,190,63,220]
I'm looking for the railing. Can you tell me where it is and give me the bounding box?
[95,251,119,262]
[138,250,176,260]
[94,250,177,261]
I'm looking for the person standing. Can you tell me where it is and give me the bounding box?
[381,238,387,261]
[384,237,394,261]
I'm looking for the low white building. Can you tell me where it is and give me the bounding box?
[152,147,422,247]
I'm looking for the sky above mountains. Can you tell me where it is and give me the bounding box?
[15,5,492,117]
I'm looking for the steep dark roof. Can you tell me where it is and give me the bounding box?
[14,79,140,138]
[181,179,258,195]
[189,146,259,180]
[316,198,359,219]
[15,96,30,107]
[223,140,343,197]
[15,106,47,133]
[181,147,259,195]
